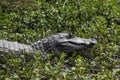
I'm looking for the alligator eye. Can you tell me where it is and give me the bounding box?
[68,33,75,38]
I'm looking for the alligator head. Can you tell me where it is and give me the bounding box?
[53,33,97,55]
[31,33,97,57]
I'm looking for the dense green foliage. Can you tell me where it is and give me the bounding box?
[0,0,120,79]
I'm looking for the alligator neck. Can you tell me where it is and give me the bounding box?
[31,35,57,53]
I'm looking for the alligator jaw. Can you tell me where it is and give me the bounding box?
[59,37,96,45]
[57,37,97,53]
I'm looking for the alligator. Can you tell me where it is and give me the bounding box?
[0,33,97,58]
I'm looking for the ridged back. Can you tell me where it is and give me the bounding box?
[0,40,34,54]
[31,34,57,53]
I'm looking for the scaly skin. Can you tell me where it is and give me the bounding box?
[0,40,34,54]
[0,33,97,58]
[31,33,97,57]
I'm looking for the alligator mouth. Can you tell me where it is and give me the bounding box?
[58,37,97,50]
[60,38,96,45]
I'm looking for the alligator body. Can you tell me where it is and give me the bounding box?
[0,40,33,54]
[0,33,97,58]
